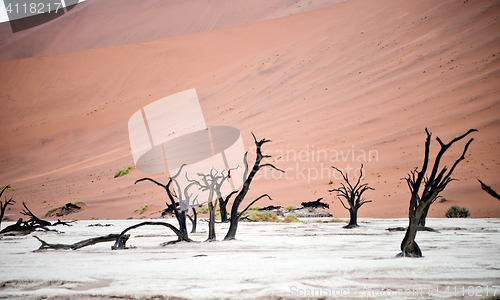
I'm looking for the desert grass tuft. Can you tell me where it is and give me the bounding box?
[247,211,279,222]
[317,218,348,223]
[114,166,135,178]
[283,213,301,223]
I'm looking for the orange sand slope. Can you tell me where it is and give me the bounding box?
[0,0,499,221]
[0,0,344,60]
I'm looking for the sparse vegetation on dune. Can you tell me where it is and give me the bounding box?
[114,166,135,178]
[136,204,148,215]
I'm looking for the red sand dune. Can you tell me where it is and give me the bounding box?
[0,0,499,221]
[0,0,344,60]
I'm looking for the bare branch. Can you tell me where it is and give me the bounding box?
[238,194,272,219]
[259,163,285,173]
[479,179,500,201]
[0,185,11,198]
[357,200,372,208]
[337,197,350,210]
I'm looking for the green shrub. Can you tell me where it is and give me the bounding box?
[114,166,135,178]
[285,205,297,210]
[138,204,148,215]
[283,213,300,223]
[439,197,447,203]
[248,211,279,222]
[445,205,470,218]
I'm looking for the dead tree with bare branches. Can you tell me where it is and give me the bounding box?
[330,164,373,228]
[0,185,15,229]
[399,128,476,257]
[134,166,190,240]
[187,170,221,241]
[224,133,284,241]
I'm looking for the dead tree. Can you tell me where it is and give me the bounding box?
[224,133,284,241]
[186,166,239,241]
[399,128,476,257]
[1,201,73,235]
[20,202,52,227]
[0,185,15,228]
[301,198,330,209]
[162,202,198,233]
[478,179,500,201]
[135,166,189,238]
[187,170,220,241]
[329,165,373,228]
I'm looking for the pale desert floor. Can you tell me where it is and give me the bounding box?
[0,218,499,299]
[0,0,499,221]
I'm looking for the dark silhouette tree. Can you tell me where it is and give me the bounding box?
[224,133,284,241]
[0,185,14,229]
[187,169,225,241]
[161,202,198,233]
[134,165,191,239]
[186,166,239,240]
[399,128,476,257]
[329,164,373,228]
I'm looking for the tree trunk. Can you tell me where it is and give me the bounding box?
[344,208,359,228]
[207,201,216,241]
[218,197,228,223]
[190,208,197,233]
[399,216,422,257]
[224,214,239,241]
[418,205,429,227]
[178,210,188,236]
[224,194,244,240]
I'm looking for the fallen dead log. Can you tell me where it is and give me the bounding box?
[34,234,130,251]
